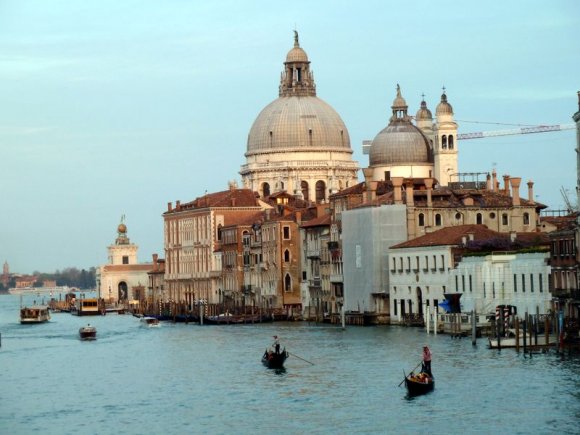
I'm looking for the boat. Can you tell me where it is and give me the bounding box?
[261,348,289,369]
[204,313,270,325]
[404,370,435,396]
[79,324,97,340]
[71,298,102,316]
[488,329,558,349]
[140,316,160,327]
[20,305,51,324]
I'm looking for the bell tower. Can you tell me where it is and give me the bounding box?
[434,88,458,186]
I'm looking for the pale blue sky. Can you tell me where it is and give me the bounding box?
[1,0,578,274]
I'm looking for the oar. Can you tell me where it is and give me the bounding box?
[398,361,422,387]
[288,351,314,365]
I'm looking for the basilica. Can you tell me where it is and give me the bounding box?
[97,33,578,329]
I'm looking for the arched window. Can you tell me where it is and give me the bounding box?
[217,224,223,241]
[301,181,309,201]
[279,181,284,191]
[284,274,292,292]
[435,214,442,226]
[476,213,483,225]
[502,213,509,225]
[315,180,326,202]
[442,135,447,149]
[284,249,290,262]
[418,213,425,227]
[448,135,454,149]
[523,212,530,225]
[262,182,270,198]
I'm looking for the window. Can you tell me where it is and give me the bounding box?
[455,212,462,220]
[539,274,543,292]
[455,276,459,292]
[490,212,496,219]
[476,213,483,225]
[284,250,290,262]
[424,256,429,271]
[315,180,326,202]
[442,135,447,149]
[523,212,530,225]
[391,257,396,272]
[530,274,534,292]
[262,182,270,197]
[435,214,442,226]
[514,274,517,292]
[432,255,437,270]
[440,255,445,270]
[522,274,526,292]
[461,275,465,292]
[301,181,309,201]
[418,213,425,227]
[283,226,290,239]
[393,299,397,316]
[122,256,129,265]
[448,135,454,150]
[302,271,307,280]
[385,171,391,181]
[284,274,292,292]
[502,213,508,225]
[469,275,472,292]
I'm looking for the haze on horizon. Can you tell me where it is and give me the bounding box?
[1,0,578,275]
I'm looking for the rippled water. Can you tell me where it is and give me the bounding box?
[1,294,579,434]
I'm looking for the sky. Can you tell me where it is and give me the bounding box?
[1,0,579,275]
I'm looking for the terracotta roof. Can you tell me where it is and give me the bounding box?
[103,264,153,272]
[169,188,260,213]
[391,225,502,249]
[301,213,331,228]
[541,214,577,231]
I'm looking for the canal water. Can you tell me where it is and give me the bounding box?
[1,294,578,435]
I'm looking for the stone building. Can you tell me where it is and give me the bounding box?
[163,187,265,307]
[240,31,359,201]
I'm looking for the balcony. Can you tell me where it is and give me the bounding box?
[330,273,343,283]
[307,249,320,259]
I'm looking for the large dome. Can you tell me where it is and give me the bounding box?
[246,96,351,155]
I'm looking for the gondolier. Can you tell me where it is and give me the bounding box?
[422,345,432,376]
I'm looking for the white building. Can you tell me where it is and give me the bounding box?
[96,219,152,303]
[449,252,551,316]
[388,224,551,325]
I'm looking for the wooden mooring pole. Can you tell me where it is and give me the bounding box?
[471,309,477,346]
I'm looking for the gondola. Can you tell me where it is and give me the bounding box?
[261,348,289,369]
[404,370,434,396]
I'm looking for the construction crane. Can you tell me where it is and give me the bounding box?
[457,123,575,141]
[362,122,575,154]
[560,186,577,213]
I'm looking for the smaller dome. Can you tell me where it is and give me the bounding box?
[436,92,453,116]
[118,223,127,234]
[391,84,407,109]
[286,30,309,63]
[416,100,432,121]
[286,46,308,63]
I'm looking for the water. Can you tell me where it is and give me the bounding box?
[1,294,578,435]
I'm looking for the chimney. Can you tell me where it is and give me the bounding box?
[362,167,375,203]
[152,253,159,271]
[492,170,498,192]
[486,173,492,190]
[527,180,535,203]
[296,211,302,225]
[503,175,510,196]
[405,179,414,207]
[167,202,172,212]
[369,181,378,203]
[509,177,522,206]
[265,209,271,221]
[392,177,404,204]
[231,197,236,207]
[424,178,433,207]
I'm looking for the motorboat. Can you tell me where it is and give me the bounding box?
[79,324,97,340]
[141,316,160,327]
